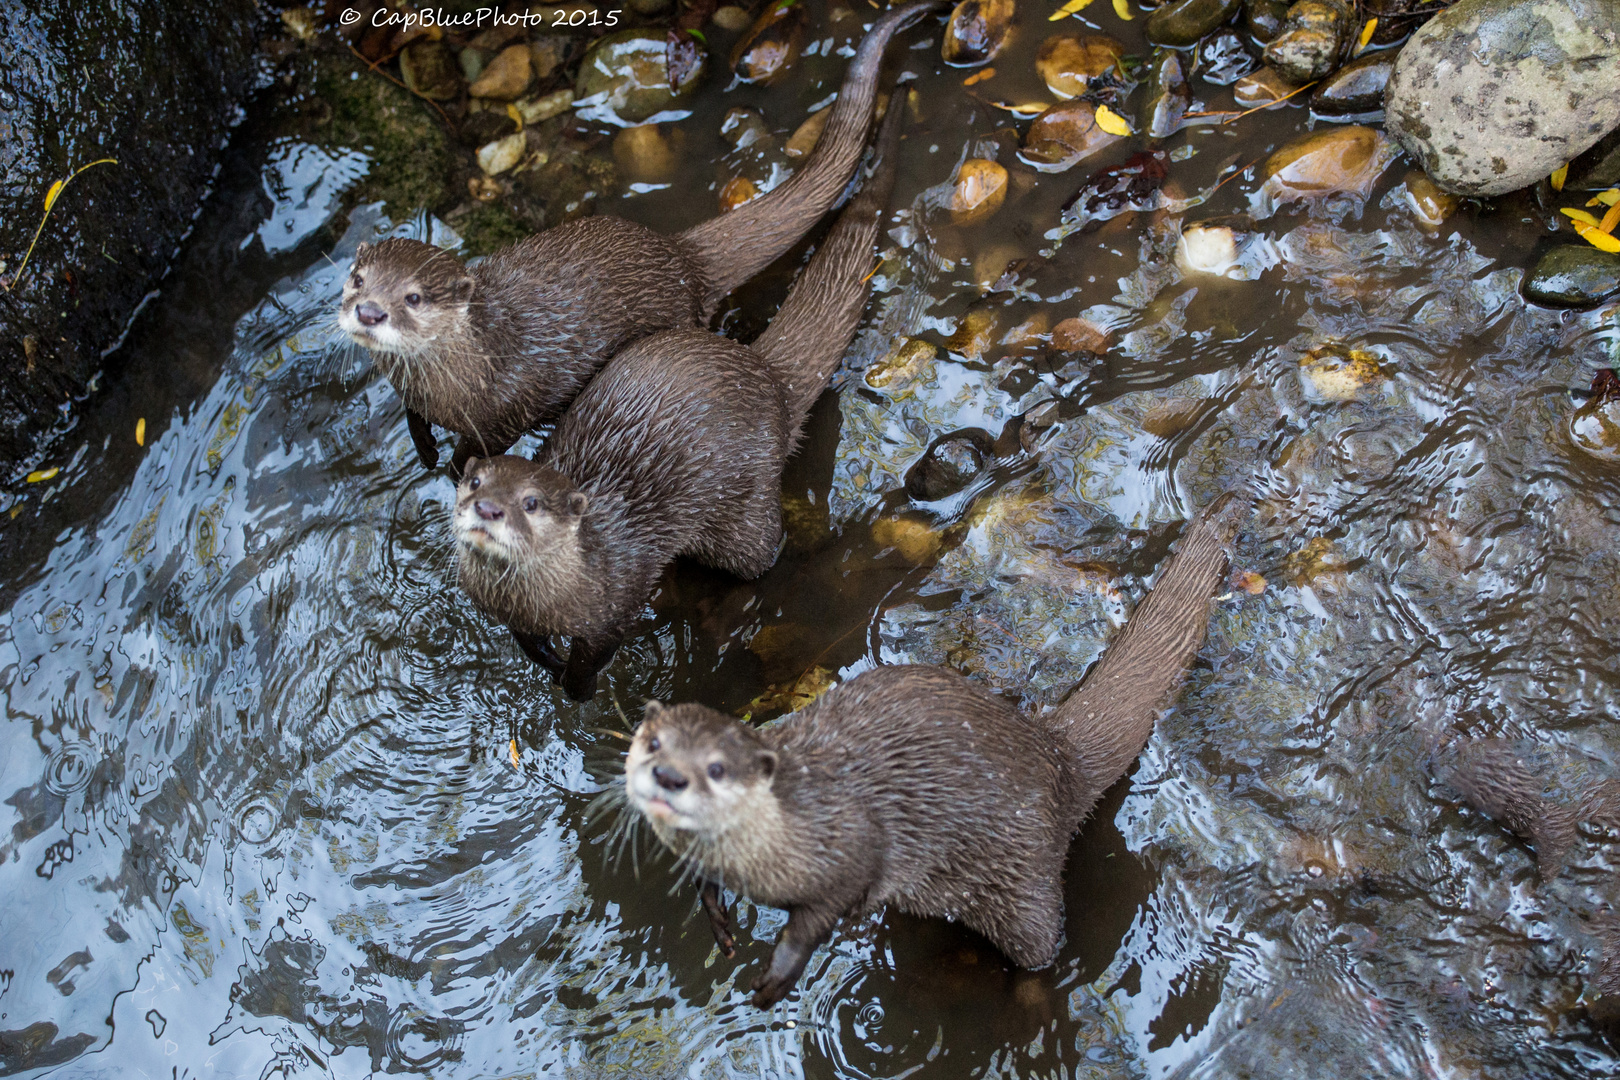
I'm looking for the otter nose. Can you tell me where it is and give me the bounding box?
[475,500,504,522]
[355,301,387,327]
[652,765,688,792]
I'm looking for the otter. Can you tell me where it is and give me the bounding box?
[613,492,1249,1007]
[449,80,909,701]
[337,0,942,475]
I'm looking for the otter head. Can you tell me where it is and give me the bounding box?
[338,238,474,356]
[453,456,589,571]
[625,702,778,839]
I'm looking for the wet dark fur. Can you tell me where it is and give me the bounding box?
[623,492,1249,1005]
[339,0,942,473]
[452,90,909,700]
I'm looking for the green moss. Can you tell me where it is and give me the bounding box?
[309,49,455,221]
[451,201,531,257]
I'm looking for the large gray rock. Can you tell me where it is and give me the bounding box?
[1384,0,1620,196]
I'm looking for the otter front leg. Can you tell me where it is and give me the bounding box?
[450,434,515,479]
[405,409,440,470]
[700,881,737,958]
[559,632,624,702]
[512,630,567,679]
[751,904,841,1008]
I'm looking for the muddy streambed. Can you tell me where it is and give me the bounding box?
[5,2,1620,1078]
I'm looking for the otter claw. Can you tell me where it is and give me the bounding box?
[700,882,736,957]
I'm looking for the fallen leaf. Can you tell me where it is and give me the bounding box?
[1232,570,1267,595]
[1588,188,1620,207]
[1600,202,1620,234]
[1562,207,1601,227]
[1576,221,1620,253]
[1355,17,1376,53]
[1112,0,1133,19]
[963,67,996,85]
[135,418,146,446]
[26,466,59,483]
[748,666,837,715]
[506,103,524,130]
[1551,163,1568,191]
[1049,0,1094,19]
[1094,103,1133,136]
[509,739,521,768]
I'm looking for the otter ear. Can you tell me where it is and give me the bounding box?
[756,749,777,781]
[566,491,589,517]
[451,274,475,303]
[643,700,665,719]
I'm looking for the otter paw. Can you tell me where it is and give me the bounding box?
[750,968,799,1008]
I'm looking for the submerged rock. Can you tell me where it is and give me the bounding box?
[1196,28,1258,85]
[1524,245,1620,308]
[1021,100,1122,172]
[1571,369,1620,463]
[576,30,707,124]
[866,338,939,388]
[872,515,945,563]
[943,0,1015,66]
[719,106,769,148]
[1140,48,1193,137]
[1233,65,1304,109]
[1145,0,1243,49]
[1398,170,1458,229]
[785,107,829,157]
[1060,151,1169,229]
[613,124,681,183]
[732,0,808,84]
[1385,0,1620,196]
[1244,0,1291,41]
[1298,342,1384,402]
[949,158,1009,223]
[1051,316,1110,353]
[1310,50,1392,115]
[400,40,463,102]
[1254,125,1396,212]
[1176,215,1274,278]
[1035,33,1126,99]
[469,43,533,100]
[906,429,996,501]
[1263,0,1351,83]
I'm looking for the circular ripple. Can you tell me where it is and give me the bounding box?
[234,798,281,846]
[44,743,96,796]
[385,1003,463,1073]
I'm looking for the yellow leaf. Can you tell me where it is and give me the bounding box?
[1589,188,1620,208]
[42,179,65,213]
[135,418,146,446]
[1094,103,1133,136]
[990,100,1051,116]
[509,739,521,768]
[1551,164,1568,191]
[1356,18,1376,52]
[26,466,59,483]
[962,67,996,85]
[1602,202,1620,234]
[1049,0,1093,19]
[1562,207,1602,227]
[506,103,524,130]
[1112,0,1133,19]
[1575,221,1620,253]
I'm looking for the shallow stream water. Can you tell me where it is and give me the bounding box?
[5,4,1620,1078]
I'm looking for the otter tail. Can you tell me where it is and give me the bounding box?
[1052,492,1252,822]
[749,76,906,446]
[678,0,941,317]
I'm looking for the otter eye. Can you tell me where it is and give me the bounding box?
[352,273,364,288]
[469,476,481,490]
[648,736,660,752]
[707,763,725,781]
[523,496,539,513]
[405,293,422,307]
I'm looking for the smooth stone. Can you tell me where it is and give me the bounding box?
[515,88,573,125]
[1141,48,1192,137]
[460,106,518,147]
[1256,125,1395,209]
[866,338,938,387]
[905,429,995,501]
[943,0,1016,66]
[530,36,569,82]
[1263,0,1351,83]
[458,47,489,83]
[1059,150,1169,229]
[944,307,1001,358]
[732,0,808,83]
[1385,0,1620,196]
[1570,371,1620,462]
[719,175,762,211]
[1245,0,1291,41]
[785,107,830,157]
[871,515,944,563]
[1145,0,1243,49]
[720,106,769,148]
[1399,170,1458,228]
[477,131,529,175]
[469,43,533,101]
[1299,343,1383,402]
[949,159,1009,223]
[1176,216,1255,276]
[1051,316,1109,353]
[576,30,707,124]
[1311,51,1392,115]
[713,4,753,31]
[1232,65,1304,108]
[1197,28,1258,85]
[1035,33,1126,99]
[613,124,681,183]
[1020,100,1122,172]
[1567,129,1620,190]
[1524,245,1620,308]
[400,40,464,102]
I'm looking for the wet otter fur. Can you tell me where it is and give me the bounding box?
[337,0,942,475]
[451,83,909,701]
[616,492,1249,1006]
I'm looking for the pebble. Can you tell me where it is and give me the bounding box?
[400,41,464,102]
[1141,49,1192,137]
[1145,0,1244,49]
[530,36,569,82]
[1398,171,1457,230]
[944,307,1002,358]
[469,43,533,101]
[576,30,707,124]
[1255,125,1395,211]
[732,0,808,84]
[1233,65,1304,109]
[906,429,995,501]
[1523,245,1620,309]
[1310,51,1392,116]
[785,108,830,158]
[515,89,574,125]
[1196,28,1259,86]
[713,4,753,31]
[1298,343,1383,402]
[1051,316,1109,353]
[949,159,1009,224]
[477,131,529,176]
[866,338,938,388]
[613,124,680,183]
[1020,101,1121,173]
[1035,33,1126,100]
[1176,217,1254,277]
[1244,0,1291,41]
[1263,0,1351,83]
[1569,370,1620,463]
[720,106,770,149]
[872,515,944,563]
[943,0,1015,66]
[719,175,762,211]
